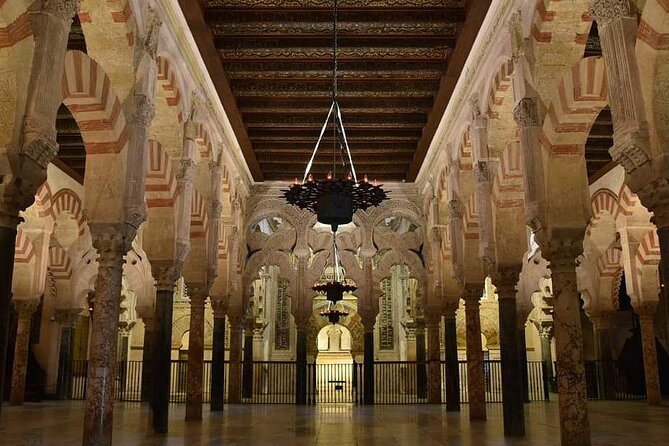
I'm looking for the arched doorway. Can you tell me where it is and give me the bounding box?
[315,324,355,403]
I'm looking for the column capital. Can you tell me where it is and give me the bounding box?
[447,199,463,220]
[611,130,652,179]
[54,307,81,327]
[210,297,228,318]
[462,282,484,304]
[638,178,669,229]
[588,310,614,330]
[90,223,131,259]
[513,97,540,128]
[127,93,155,128]
[186,283,209,308]
[538,229,584,274]
[442,301,459,319]
[636,300,658,320]
[227,306,245,327]
[473,159,494,184]
[539,322,554,340]
[177,158,197,183]
[151,261,177,292]
[425,309,442,329]
[13,298,40,318]
[588,0,636,26]
[37,0,80,22]
[496,264,522,298]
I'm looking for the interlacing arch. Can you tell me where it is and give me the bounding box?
[146,140,177,208]
[492,143,524,210]
[636,229,661,266]
[48,246,73,281]
[190,189,209,239]
[51,189,87,236]
[156,55,183,108]
[14,227,35,265]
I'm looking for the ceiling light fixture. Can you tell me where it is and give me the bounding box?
[282,0,388,233]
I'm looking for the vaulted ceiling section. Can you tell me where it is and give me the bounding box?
[182,0,492,182]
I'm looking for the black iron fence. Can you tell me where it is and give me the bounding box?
[67,358,643,405]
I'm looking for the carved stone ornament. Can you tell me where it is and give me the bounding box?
[177,158,196,182]
[447,199,462,220]
[129,94,155,127]
[41,0,80,21]
[13,299,40,318]
[153,263,177,291]
[513,97,540,127]
[474,161,493,184]
[136,6,162,63]
[540,234,583,275]
[610,132,651,174]
[211,200,223,220]
[509,10,524,63]
[496,264,522,297]
[588,0,635,25]
[20,134,59,169]
[124,203,147,231]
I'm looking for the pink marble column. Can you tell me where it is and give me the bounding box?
[227,308,244,404]
[463,283,486,421]
[426,312,442,404]
[9,299,39,406]
[638,303,662,405]
[185,285,208,421]
[544,237,591,446]
[82,227,128,446]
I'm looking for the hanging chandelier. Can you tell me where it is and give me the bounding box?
[282,0,388,233]
[312,237,356,303]
[320,302,349,325]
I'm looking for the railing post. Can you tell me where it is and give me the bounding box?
[542,361,550,401]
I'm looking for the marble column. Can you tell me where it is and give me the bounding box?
[464,284,486,421]
[539,324,557,393]
[426,313,442,404]
[242,326,254,399]
[0,220,19,417]
[416,321,427,399]
[9,299,40,405]
[518,318,530,403]
[185,285,207,421]
[210,299,227,412]
[55,309,80,400]
[544,237,591,446]
[638,303,662,405]
[497,268,525,437]
[590,312,615,399]
[140,316,155,402]
[82,227,128,446]
[227,309,243,404]
[443,303,460,412]
[149,263,177,434]
[116,323,131,399]
[295,322,308,405]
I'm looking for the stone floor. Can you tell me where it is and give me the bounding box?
[0,401,667,445]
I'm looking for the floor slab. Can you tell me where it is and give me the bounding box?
[0,401,667,445]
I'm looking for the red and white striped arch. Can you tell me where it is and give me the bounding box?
[33,182,54,220]
[541,57,608,156]
[590,188,620,224]
[52,189,86,236]
[492,144,524,209]
[61,50,128,155]
[636,229,661,266]
[14,228,35,265]
[486,60,513,118]
[146,140,177,208]
[156,55,183,108]
[190,189,209,239]
[597,247,623,278]
[48,246,72,280]
[463,192,479,240]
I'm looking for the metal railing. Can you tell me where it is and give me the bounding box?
[584,360,646,400]
[243,361,296,404]
[308,362,362,404]
[374,361,427,404]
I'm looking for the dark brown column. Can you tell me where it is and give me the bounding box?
[185,285,207,421]
[426,313,442,404]
[463,283,486,421]
[210,299,227,411]
[227,309,243,404]
[443,303,460,412]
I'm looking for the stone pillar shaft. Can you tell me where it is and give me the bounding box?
[498,291,525,436]
[638,309,662,405]
[82,230,126,446]
[227,312,243,404]
[9,299,39,405]
[185,287,207,421]
[140,317,154,402]
[443,308,460,411]
[591,313,615,399]
[295,328,308,405]
[550,259,591,446]
[464,285,486,421]
[540,327,556,393]
[426,316,442,404]
[363,329,375,405]
[56,314,77,400]
[210,314,226,411]
[0,225,18,418]
[150,276,176,434]
[416,324,427,399]
[242,330,254,399]
[518,325,530,402]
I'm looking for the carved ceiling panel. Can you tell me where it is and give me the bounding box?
[186,0,489,181]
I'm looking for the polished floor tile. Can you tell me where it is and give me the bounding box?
[0,400,667,445]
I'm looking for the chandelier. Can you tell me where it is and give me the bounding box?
[282,0,388,233]
[312,237,356,303]
[320,305,349,325]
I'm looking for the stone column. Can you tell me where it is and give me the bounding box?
[518,316,530,403]
[185,285,207,421]
[426,312,442,404]
[0,0,78,417]
[116,323,131,399]
[9,299,40,405]
[415,320,427,399]
[544,236,591,446]
[140,315,155,402]
[360,314,376,405]
[638,303,662,405]
[294,311,309,406]
[149,263,177,434]
[227,308,243,404]
[443,303,460,411]
[83,226,128,446]
[55,309,80,400]
[242,322,254,399]
[463,283,486,421]
[496,267,525,437]
[210,298,227,412]
[590,311,615,399]
[539,324,557,393]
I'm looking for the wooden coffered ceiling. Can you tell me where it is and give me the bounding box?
[182,0,492,182]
